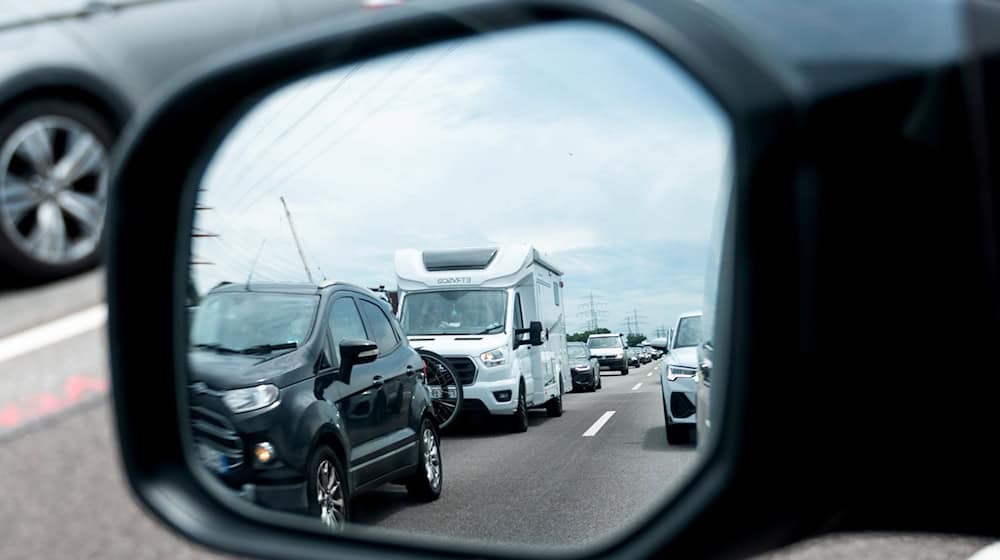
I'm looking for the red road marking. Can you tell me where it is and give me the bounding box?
[0,375,108,429]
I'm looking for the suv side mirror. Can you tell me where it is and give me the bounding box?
[338,338,378,383]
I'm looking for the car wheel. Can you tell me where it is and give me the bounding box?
[596,371,602,390]
[0,100,114,281]
[307,445,350,530]
[621,365,629,375]
[508,383,528,432]
[666,423,692,445]
[546,378,564,417]
[406,418,442,502]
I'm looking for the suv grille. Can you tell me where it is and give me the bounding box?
[444,356,477,385]
[190,405,245,469]
[670,393,696,419]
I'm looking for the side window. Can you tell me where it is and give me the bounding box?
[359,300,399,354]
[328,297,368,365]
[514,293,524,331]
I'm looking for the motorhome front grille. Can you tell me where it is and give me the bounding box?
[444,356,477,385]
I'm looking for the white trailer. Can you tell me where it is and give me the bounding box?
[394,245,570,431]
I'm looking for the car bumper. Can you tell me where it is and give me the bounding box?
[662,375,697,424]
[597,358,626,369]
[571,368,597,387]
[462,378,521,415]
[239,480,308,513]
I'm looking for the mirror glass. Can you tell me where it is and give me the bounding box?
[187,20,732,549]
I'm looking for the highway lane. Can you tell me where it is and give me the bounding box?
[353,359,696,547]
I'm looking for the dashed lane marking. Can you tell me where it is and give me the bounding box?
[582,411,616,437]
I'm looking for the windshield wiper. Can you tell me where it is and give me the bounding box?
[237,342,298,355]
[191,343,241,354]
[476,323,504,335]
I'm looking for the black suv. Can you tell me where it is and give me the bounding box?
[187,282,441,529]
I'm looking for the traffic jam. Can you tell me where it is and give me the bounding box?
[187,245,704,530]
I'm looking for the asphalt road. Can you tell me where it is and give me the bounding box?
[0,271,993,559]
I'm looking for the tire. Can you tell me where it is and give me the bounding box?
[621,365,629,375]
[666,423,692,445]
[307,445,350,530]
[406,418,442,502]
[0,100,115,283]
[596,371,602,390]
[508,382,528,432]
[546,379,564,417]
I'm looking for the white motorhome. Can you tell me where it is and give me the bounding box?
[394,245,571,432]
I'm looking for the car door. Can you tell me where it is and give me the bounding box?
[356,298,411,436]
[60,0,284,104]
[324,295,381,455]
[511,292,533,399]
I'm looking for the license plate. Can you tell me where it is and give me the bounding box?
[428,386,455,399]
[198,443,229,474]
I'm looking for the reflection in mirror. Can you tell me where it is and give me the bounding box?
[187,20,732,548]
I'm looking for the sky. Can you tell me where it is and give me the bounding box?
[193,20,732,336]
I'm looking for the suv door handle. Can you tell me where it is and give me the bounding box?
[371,375,384,388]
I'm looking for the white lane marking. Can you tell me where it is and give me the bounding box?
[0,304,107,364]
[582,410,616,437]
[968,543,1000,560]
[647,371,653,377]
[631,382,643,391]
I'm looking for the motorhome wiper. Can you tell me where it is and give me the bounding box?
[238,342,299,355]
[191,343,241,354]
[476,323,504,334]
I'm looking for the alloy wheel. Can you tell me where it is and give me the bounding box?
[316,459,346,529]
[423,427,441,491]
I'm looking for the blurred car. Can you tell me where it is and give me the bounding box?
[639,346,651,364]
[0,0,351,280]
[587,332,629,375]
[627,347,641,367]
[188,281,441,529]
[660,310,702,445]
[567,341,601,392]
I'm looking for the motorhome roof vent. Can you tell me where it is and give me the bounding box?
[422,247,498,271]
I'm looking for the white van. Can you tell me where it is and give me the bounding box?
[395,245,571,432]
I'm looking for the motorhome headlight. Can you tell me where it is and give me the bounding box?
[479,347,506,367]
[222,384,280,413]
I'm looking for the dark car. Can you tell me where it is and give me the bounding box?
[627,347,641,368]
[567,341,601,392]
[187,281,441,529]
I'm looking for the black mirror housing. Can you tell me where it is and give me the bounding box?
[338,338,378,383]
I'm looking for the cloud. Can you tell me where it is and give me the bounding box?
[193,21,732,330]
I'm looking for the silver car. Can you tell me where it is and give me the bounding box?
[0,0,356,280]
[659,310,701,445]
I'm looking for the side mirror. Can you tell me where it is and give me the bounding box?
[514,321,544,348]
[338,338,378,383]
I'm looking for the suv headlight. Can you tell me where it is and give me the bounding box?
[666,366,697,382]
[222,384,279,413]
[480,347,506,367]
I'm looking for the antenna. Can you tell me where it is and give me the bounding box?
[247,239,267,287]
[280,196,315,284]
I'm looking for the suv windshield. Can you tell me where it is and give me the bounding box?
[674,316,702,348]
[588,336,622,349]
[567,344,590,359]
[400,290,507,335]
[190,292,319,353]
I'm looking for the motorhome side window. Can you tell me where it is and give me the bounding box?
[329,297,368,365]
[359,300,399,354]
[514,294,524,331]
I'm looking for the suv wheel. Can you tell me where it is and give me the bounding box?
[307,445,349,530]
[0,100,114,281]
[406,418,442,501]
[546,379,564,417]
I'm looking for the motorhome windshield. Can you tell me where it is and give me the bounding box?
[588,337,622,349]
[400,290,508,336]
[190,292,319,353]
[674,316,702,348]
